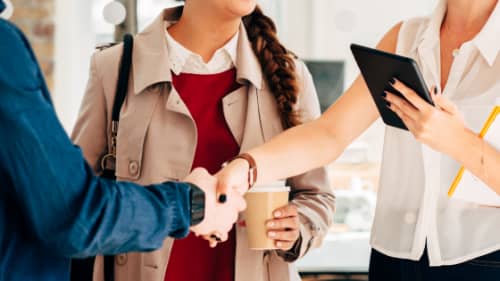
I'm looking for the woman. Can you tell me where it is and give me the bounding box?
[72,1,335,281]
[219,0,500,280]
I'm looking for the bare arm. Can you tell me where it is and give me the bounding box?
[218,23,403,191]
[453,129,500,194]
[249,76,378,183]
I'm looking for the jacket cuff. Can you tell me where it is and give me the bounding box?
[275,233,303,262]
[275,214,313,262]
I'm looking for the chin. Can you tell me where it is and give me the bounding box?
[226,0,257,17]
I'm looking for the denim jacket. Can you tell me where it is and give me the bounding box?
[0,16,193,281]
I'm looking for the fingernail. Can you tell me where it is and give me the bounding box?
[267,221,275,228]
[276,242,282,247]
[218,194,227,203]
[210,234,222,242]
[268,232,276,238]
[389,78,396,85]
[274,211,282,218]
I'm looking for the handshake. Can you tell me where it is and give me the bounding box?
[184,167,248,247]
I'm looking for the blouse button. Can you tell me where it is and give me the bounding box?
[129,161,139,176]
[116,254,128,266]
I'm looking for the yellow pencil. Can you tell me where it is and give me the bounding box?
[448,106,500,197]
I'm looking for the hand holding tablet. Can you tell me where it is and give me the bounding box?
[351,44,434,130]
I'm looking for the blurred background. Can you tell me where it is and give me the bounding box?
[8,0,436,280]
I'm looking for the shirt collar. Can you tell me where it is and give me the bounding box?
[165,27,239,75]
[419,0,500,66]
[473,1,500,66]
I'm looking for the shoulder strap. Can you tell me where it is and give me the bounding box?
[112,33,134,122]
[103,33,134,166]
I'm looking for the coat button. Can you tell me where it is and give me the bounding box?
[116,254,128,266]
[129,161,139,176]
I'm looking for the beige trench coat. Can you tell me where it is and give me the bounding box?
[72,6,335,281]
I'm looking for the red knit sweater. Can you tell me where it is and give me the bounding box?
[164,69,241,281]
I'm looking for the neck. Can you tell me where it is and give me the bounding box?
[443,0,497,34]
[168,4,241,63]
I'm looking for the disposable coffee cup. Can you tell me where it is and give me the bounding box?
[244,185,290,250]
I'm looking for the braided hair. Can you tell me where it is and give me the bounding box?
[243,6,301,128]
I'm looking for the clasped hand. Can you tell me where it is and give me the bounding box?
[184,168,246,247]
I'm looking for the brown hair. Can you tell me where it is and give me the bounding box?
[243,6,301,128]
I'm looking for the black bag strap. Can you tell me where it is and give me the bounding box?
[71,34,134,281]
[100,33,134,176]
[112,33,134,122]
[110,33,134,157]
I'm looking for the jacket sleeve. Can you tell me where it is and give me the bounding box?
[71,51,110,172]
[276,61,336,262]
[0,20,192,258]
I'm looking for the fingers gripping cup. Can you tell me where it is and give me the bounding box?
[243,185,290,250]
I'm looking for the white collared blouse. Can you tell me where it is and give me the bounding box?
[372,0,500,266]
[165,27,238,75]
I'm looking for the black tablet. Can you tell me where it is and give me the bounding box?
[350,44,434,130]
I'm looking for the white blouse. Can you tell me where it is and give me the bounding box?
[165,27,238,75]
[372,0,500,266]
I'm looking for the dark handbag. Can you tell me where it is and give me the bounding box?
[70,33,134,281]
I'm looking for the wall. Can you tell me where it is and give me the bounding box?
[54,0,93,132]
[10,0,55,90]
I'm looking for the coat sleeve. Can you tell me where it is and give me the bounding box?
[0,19,192,258]
[71,51,111,173]
[276,60,336,262]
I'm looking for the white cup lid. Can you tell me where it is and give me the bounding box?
[247,186,290,193]
[253,180,287,187]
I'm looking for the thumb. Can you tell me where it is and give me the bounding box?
[432,86,458,115]
[215,172,230,204]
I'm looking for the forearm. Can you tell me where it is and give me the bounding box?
[12,162,193,258]
[449,128,500,194]
[248,117,344,184]
[67,178,194,257]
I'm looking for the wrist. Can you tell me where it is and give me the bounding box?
[449,128,481,163]
[229,153,258,189]
[186,182,206,226]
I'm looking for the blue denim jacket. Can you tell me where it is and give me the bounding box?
[0,16,193,281]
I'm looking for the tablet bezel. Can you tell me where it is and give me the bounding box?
[350,43,434,130]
